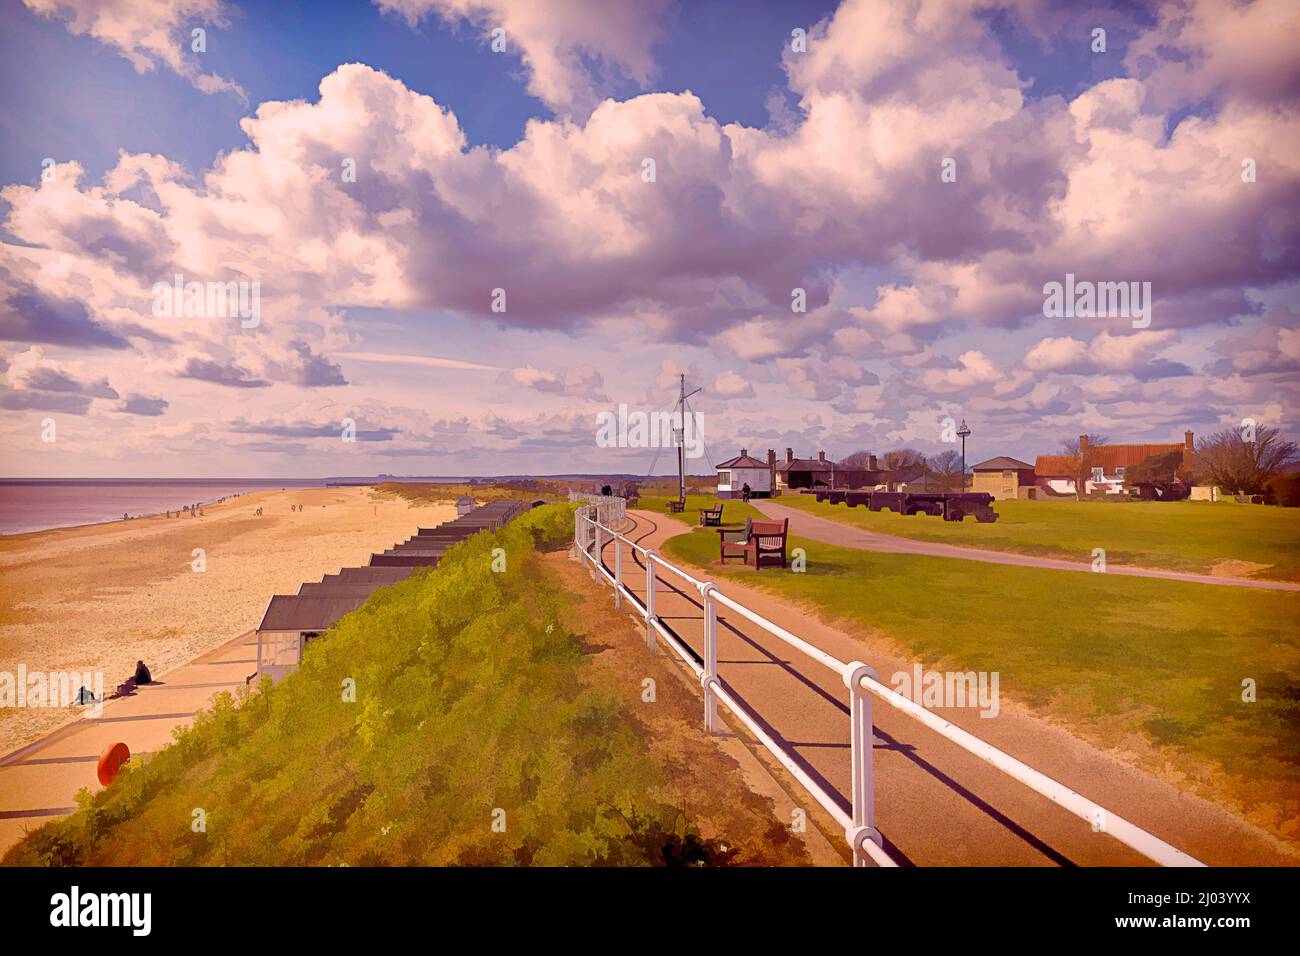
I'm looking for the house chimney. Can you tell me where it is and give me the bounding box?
[786,448,794,463]
[1079,434,1089,456]
[868,454,878,471]
[818,450,827,463]
[740,448,747,458]
[1184,430,1194,452]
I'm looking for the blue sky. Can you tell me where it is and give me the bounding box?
[1,0,845,186]
[0,0,1295,477]
[0,0,1146,187]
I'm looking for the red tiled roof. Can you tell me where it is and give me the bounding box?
[1092,444,1185,469]
[1035,443,1184,477]
[1034,455,1074,477]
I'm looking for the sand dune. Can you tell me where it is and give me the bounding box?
[0,487,454,755]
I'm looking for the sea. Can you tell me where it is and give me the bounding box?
[0,479,330,536]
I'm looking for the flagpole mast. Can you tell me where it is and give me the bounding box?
[677,373,686,504]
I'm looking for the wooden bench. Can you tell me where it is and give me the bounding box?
[666,499,685,513]
[718,518,752,564]
[718,518,788,569]
[699,503,724,526]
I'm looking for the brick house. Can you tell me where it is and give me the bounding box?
[1034,432,1195,496]
[970,457,1037,500]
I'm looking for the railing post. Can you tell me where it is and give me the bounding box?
[701,583,718,733]
[613,529,623,609]
[844,661,880,867]
[644,549,657,654]
[593,519,602,582]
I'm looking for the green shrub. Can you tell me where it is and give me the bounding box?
[6,505,734,867]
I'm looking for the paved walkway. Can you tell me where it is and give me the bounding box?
[0,632,256,857]
[753,501,1300,591]
[596,510,1298,866]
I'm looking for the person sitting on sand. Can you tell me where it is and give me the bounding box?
[133,660,152,685]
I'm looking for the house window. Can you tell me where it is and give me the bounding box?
[718,471,731,486]
[1091,466,1104,480]
[1002,470,1013,478]
[1115,466,1125,477]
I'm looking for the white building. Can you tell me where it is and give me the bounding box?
[716,450,772,499]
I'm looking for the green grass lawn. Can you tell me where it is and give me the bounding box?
[636,494,769,527]
[661,524,1300,839]
[773,495,1300,582]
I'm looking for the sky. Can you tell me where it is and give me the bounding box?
[0,0,1296,478]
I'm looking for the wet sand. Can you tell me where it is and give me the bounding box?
[0,487,454,755]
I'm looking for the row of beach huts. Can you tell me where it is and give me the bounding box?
[253,498,534,682]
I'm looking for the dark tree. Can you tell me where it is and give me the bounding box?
[1195,427,1298,495]
[882,448,927,473]
[1265,472,1300,507]
[926,449,965,492]
[1124,449,1187,500]
[1058,434,1109,500]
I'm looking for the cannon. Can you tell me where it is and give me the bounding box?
[807,489,999,522]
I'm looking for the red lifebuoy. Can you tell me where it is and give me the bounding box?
[97,741,130,786]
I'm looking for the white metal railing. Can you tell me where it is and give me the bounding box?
[570,494,627,530]
[573,509,1205,869]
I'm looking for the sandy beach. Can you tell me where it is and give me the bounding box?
[0,487,454,755]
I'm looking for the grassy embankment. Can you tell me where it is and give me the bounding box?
[4,504,806,867]
[372,481,556,504]
[774,495,1300,582]
[651,503,1300,842]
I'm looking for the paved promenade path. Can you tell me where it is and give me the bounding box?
[0,632,255,857]
[753,500,1300,591]
[595,510,1298,866]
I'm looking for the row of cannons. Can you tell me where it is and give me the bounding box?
[808,488,1000,522]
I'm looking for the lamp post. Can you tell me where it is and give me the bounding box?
[957,420,971,490]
